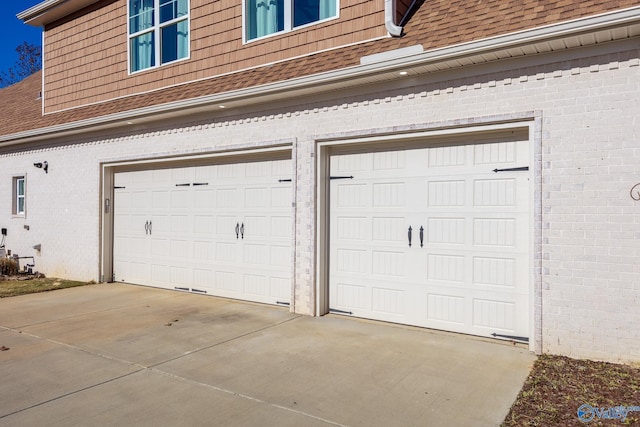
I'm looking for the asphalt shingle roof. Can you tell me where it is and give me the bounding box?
[1,0,638,139]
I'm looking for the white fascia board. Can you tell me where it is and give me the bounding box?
[18,0,100,27]
[3,5,640,145]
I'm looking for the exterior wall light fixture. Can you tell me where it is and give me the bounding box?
[34,161,48,173]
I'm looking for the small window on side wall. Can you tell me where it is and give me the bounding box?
[12,176,25,216]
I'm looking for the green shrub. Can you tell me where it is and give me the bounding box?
[0,258,18,275]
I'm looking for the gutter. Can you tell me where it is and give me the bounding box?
[3,5,640,146]
[385,0,404,36]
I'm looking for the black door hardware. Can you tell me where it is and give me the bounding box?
[240,223,244,239]
[408,226,412,247]
[329,308,353,315]
[492,166,529,173]
[419,226,424,247]
[491,333,529,343]
[235,223,240,239]
[330,176,354,180]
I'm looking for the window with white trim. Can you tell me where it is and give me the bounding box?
[245,0,337,41]
[12,176,25,216]
[128,0,190,73]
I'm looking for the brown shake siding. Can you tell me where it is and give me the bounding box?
[42,0,387,113]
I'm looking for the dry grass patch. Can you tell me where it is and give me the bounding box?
[503,354,640,426]
[0,277,95,298]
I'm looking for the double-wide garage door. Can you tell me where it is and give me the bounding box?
[329,136,530,339]
[113,157,292,305]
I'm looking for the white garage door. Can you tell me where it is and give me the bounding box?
[329,137,530,339]
[113,157,292,305]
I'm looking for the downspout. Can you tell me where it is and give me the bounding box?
[385,0,403,36]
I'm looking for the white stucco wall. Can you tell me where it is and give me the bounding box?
[0,39,638,363]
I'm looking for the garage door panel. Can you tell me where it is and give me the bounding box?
[245,187,268,208]
[271,277,290,299]
[336,183,368,208]
[271,186,292,208]
[150,264,170,287]
[271,216,292,238]
[244,216,268,237]
[152,191,170,209]
[193,189,217,209]
[427,180,465,207]
[193,240,213,260]
[473,141,518,165]
[335,248,368,275]
[473,218,517,246]
[426,217,465,244]
[329,139,530,339]
[243,274,269,296]
[371,250,405,277]
[215,242,237,262]
[472,256,516,287]
[150,238,169,256]
[215,270,240,292]
[427,292,466,322]
[193,215,215,234]
[113,157,292,305]
[371,217,404,242]
[215,215,237,236]
[216,188,237,208]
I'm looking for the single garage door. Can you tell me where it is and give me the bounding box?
[113,157,292,305]
[329,136,530,339]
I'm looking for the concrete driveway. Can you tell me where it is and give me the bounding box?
[0,284,534,426]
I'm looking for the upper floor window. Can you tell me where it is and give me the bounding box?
[13,176,25,216]
[128,0,190,73]
[246,0,337,41]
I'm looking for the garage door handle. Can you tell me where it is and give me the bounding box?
[420,226,424,247]
[235,223,240,239]
[148,221,152,235]
[408,226,412,247]
[145,221,149,235]
[240,223,244,239]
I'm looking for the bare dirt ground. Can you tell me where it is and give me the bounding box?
[503,354,640,426]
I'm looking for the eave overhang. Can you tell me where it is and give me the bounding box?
[4,5,640,146]
[18,0,100,27]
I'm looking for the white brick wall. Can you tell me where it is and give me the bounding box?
[1,40,638,363]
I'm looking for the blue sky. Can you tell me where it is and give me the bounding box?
[0,2,43,73]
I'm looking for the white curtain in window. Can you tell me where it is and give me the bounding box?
[130,0,154,33]
[131,32,155,71]
[177,20,188,59]
[130,0,155,71]
[319,0,336,20]
[255,0,279,38]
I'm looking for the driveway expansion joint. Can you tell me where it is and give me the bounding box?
[150,314,304,369]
